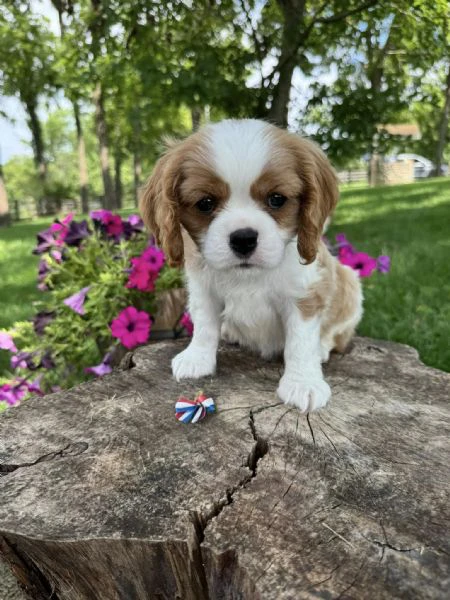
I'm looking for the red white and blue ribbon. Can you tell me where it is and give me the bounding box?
[175,392,215,423]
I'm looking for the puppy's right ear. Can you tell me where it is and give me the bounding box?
[139,142,184,267]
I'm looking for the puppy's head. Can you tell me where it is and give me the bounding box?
[140,119,338,269]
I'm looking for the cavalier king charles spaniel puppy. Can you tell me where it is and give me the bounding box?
[140,119,362,412]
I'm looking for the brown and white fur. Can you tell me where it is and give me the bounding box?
[140,119,362,412]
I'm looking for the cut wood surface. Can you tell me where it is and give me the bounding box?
[0,337,449,599]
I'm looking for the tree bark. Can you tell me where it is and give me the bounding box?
[191,107,202,132]
[93,82,116,209]
[73,102,90,214]
[24,99,46,183]
[114,153,123,209]
[1,338,449,599]
[435,61,450,177]
[267,0,306,128]
[133,151,142,207]
[0,162,10,226]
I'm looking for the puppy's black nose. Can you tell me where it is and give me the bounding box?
[229,228,258,257]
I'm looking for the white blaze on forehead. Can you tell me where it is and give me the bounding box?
[206,119,273,196]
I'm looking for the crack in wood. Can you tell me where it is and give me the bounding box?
[187,410,270,598]
[0,442,89,477]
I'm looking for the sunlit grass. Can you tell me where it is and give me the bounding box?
[0,181,449,374]
[333,178,450,372]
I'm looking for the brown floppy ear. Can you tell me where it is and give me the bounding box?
[291,137,339,264]
[139,142,184,267]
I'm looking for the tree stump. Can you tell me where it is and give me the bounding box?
[0,338,449,600]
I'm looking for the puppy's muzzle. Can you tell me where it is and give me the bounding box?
[229,228,258,258]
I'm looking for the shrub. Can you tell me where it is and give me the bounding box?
[0,211,186,410]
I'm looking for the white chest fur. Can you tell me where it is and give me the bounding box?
[186,243,321,359]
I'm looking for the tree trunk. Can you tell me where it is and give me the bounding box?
[0,338,449,599]
[93,82,116,209]
[73,102,90,214]
[267,57,297,128]
[114,153,123,209]
[267,1,306,128]
[24,99,46,183]
[191,107,202,132]
[435,61,450,177]
[133,152,142,207]
[0,162,10,226]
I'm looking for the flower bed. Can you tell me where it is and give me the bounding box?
[0,212,389,411]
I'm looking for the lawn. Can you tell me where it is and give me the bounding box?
[0,180,449,373]
[331,178,450,372]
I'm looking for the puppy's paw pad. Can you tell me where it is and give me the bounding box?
[171,348,216,381]
[277,376,331,412]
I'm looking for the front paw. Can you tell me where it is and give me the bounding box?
[172,346,216,381]
[277,374,331,413]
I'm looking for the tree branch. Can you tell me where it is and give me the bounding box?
[315,0,378,25]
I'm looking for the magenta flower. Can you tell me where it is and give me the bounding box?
[50,212,74,244]
[126,257,158,292]
[0,381,28,406]
[11,352,34,370]
[340,251,378,277]
[51,249,63,262]
[128,214,143,227]
[377,255,391,274]
[104,214,124,237]
[110,307,151,349]
[0,332,18,353]
[142,246,165,271]
[90,209,111,222]
[335,233,355,254]
[85,353,113,377]
[180,312,194,336]
[27,376,44,396]
[63,286,91,315]
[338,245,354,260]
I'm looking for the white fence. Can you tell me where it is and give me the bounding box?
[336,169,368,184]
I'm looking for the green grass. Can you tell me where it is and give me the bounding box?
[332,178,450,372]
[0,183,449,373]
[0,217,52,329]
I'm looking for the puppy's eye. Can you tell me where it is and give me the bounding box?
[267,193,287,209]
[196,196,215,214]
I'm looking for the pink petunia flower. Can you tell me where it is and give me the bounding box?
[63,286,91,315]
[0,332,18,353]
[126,257,158,292]
[85,353,113,377]
[0,381,28,406]
[180,312,194,336]
[141,246,165,272]
[110,307,151,349]
[104,214,124,237]
[338,245,354,260]
[27,376,44,396]
[128,214,143,227]
[50,212,74,244]
[51,249,63,262]
[339,251,378,278]
[90,209,111,222]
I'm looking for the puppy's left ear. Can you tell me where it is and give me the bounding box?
[292,137,339,264]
